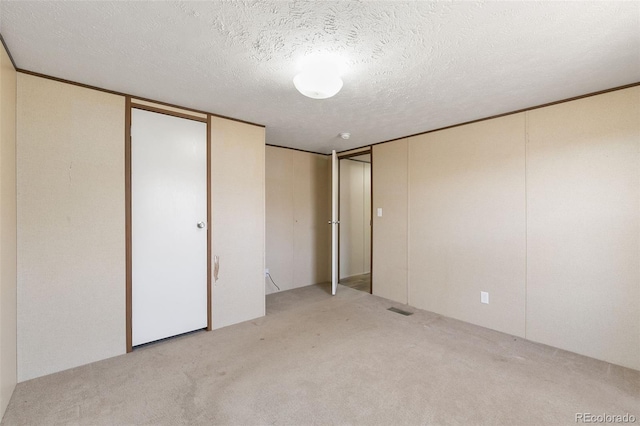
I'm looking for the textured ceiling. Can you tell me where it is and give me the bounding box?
[1,1,639,154]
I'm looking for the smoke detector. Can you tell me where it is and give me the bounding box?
[339,132,351,140]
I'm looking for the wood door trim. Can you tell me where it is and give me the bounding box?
[369,151,373,295]
[125,102,212,353]
[338,150,371,160]
[337,158,340,283]
[131,102,208,123]
[266,143,325,156]
[337,149,373,291]
[344,158,370,164]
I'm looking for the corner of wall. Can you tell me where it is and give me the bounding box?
[0,35,18,418]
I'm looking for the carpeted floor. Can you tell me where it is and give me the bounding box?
[2,284,638,425]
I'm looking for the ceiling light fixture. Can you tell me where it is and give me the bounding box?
[294,72,342,99]
[293,54,346,99]
[339,132,351,140]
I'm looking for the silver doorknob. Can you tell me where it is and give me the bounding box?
[197,222,206,229]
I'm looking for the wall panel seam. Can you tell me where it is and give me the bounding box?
[524,111,529,339]
[290,152,296,289]
[406,140,410,305]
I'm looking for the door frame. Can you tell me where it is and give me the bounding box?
[337,149,373,294]
[125,97,212,353]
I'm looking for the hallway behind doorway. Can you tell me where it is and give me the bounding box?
[339,153,371,294]
[340,273,371,293]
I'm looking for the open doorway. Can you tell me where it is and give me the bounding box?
[338,152,372,293]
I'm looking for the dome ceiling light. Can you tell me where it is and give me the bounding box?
[293,54,347,100]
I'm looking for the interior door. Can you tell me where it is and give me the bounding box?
[131,108,208,346]
[331,150,339,295]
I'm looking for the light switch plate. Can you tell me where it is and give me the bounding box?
[481,291,489,304]
[377,208,383,217]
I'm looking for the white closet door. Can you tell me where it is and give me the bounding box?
[131,109,208,346]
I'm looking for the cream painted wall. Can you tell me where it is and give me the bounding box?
[372,87,640,370]
[339,159,371,279]
[408,114,527,338]
[0,42,17,417]
[16,74,126,381]
[14,74,267,380]
[526,88,640,370]
[372,140,408,304]
[293,150,331,290]
[210,117,265,329]
[265,146,330,294]
[265,147,294,294]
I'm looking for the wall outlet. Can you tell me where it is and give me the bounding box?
[265,268,269,277]
[481,291,489,304]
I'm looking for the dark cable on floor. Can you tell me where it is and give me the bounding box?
[266,272,280,290]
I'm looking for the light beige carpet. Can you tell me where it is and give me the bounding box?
[3,284,638,425]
